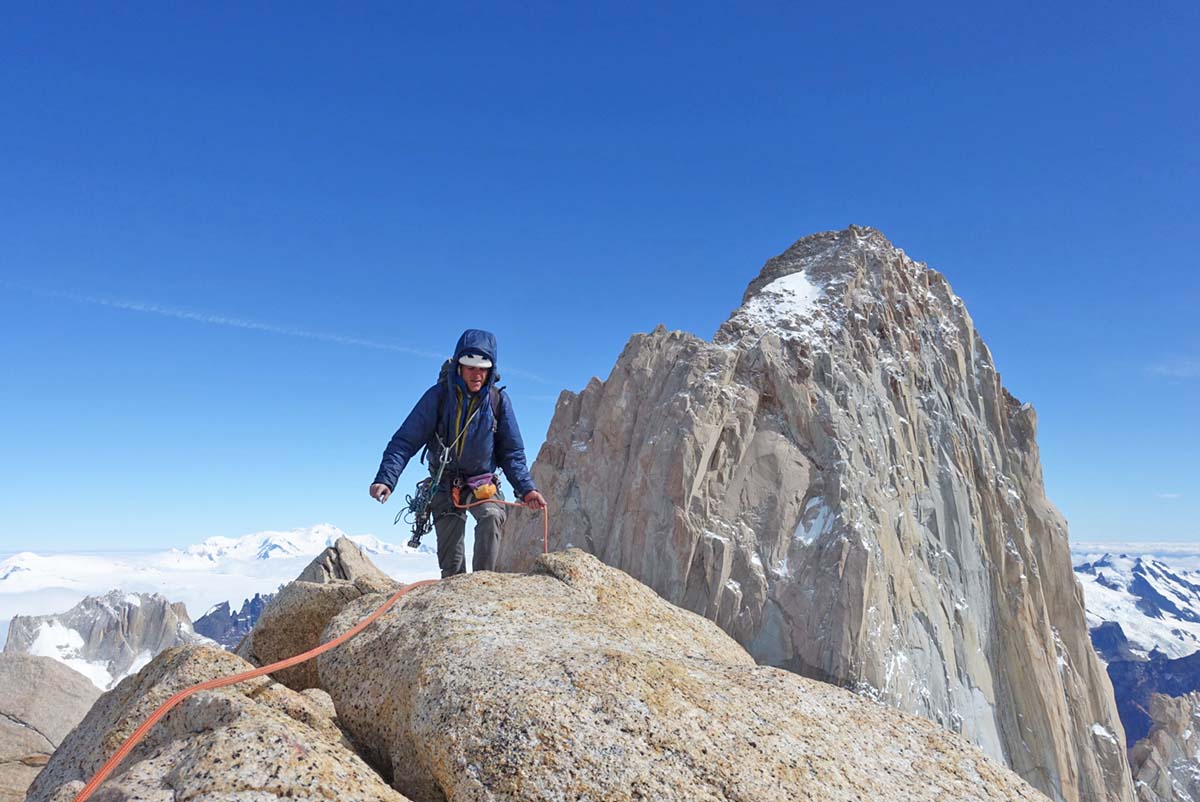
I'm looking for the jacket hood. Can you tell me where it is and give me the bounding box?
[450,329,499,396]
[453,329,498,368]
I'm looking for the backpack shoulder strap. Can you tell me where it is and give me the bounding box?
[423,360,456,463]
[489,385,505,432]
[490,385,504,417]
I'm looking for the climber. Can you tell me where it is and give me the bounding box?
[369,328,546,577]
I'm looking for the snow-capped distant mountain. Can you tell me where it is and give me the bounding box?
[169,523,408,564]
[0,551,132,594]
[3,589,210,689]
[1073,552,1200,661]
[0,561,29,580]
[0,524,440,646]
[1070,546,1200,754]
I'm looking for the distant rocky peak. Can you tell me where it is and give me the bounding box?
[716,226,985,375]
[194,592,274,651]
[90,589,167,613]
[0,562,30,581]
[4,589,207,690]
[501,225,1132,801]
[738,225,894,301]
[1130,691,1200,801]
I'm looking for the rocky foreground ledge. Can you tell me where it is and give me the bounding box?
[29,543,1048,802]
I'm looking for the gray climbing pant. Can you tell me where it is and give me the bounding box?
[430,488,506,577]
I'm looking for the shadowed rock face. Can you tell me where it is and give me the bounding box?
[0,654,99,802]
[1089,621,1147,665]
[25,645,412,802]
[194,592,272,650]
[1129,692,1200,802]
[497,227,1133,802]
[319,548,1047,802]
[1107,651,1200,748]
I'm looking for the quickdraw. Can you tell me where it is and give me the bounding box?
[395,439,452,548]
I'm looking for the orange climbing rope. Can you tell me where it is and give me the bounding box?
[450,486,549,554]
[72,499,549,802]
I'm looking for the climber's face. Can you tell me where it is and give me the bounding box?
[459,364,488,394]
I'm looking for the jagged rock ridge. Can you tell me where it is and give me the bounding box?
[4,590,208,690]
[29,547,1047,802]
[498,226,1134,802]
[193,592,273,650]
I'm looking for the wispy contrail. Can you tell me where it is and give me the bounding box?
[38,287,443,358]
[1148,359,1200,379]
[5,282,555,382]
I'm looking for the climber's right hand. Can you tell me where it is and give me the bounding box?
[370,483,391,504]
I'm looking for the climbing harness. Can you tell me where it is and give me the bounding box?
[71,495,550,802]
[463,472,498,500]
[398,357,511,548]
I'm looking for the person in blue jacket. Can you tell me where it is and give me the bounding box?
[369,329,546,577]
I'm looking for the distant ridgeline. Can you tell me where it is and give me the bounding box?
[193,593,275,650]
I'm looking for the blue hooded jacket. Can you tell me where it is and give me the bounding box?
[373,329,537,499]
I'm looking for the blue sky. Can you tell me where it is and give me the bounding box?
[1,2,1196,551]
